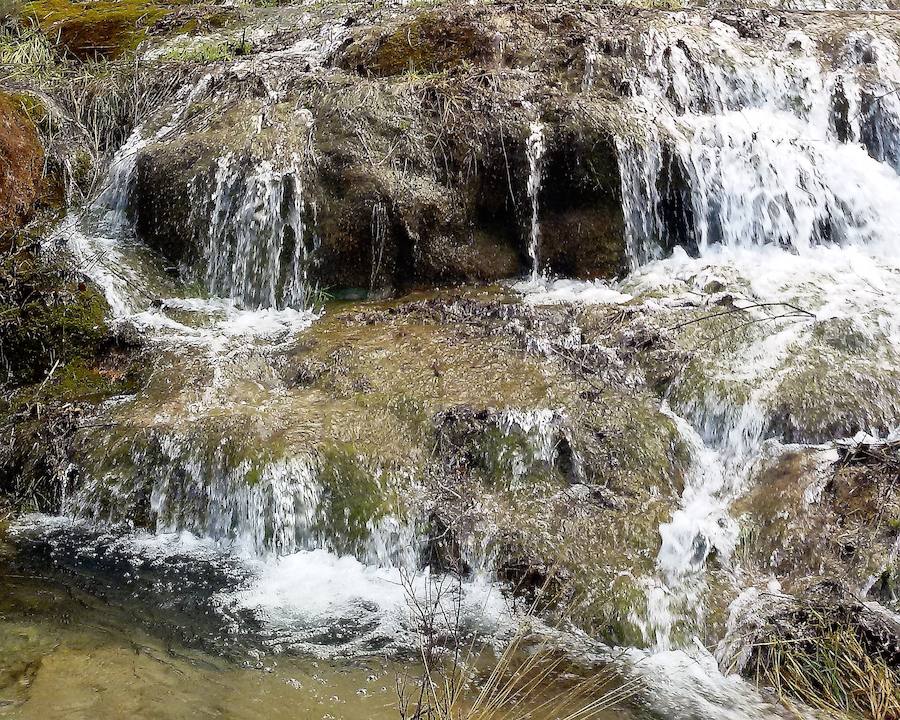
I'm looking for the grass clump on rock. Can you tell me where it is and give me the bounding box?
[740,586,900,720]
[753,618,900,719]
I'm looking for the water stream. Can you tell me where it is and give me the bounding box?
[613,17,900,650]
[8,11,900,720]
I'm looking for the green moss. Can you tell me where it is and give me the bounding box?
[0,280,108,387]
[667,357,752,421]
[24,0,168,60]
[157,36,249,63]
[315,443,394,555]
[31,358,133,403]
[576,575,650,648]
[365,13,493,77]
[462,424,559,490]
[772,344,900,443]
[8,92,50,127]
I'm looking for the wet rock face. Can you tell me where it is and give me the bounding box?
[122,4,633,299]
[539,117,627,278]
[134,141,206,267]
[130,88,629,296]
[0,93,44,234]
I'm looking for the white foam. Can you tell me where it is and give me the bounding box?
[512,277,632,306]
[625,644,787,720]
[218,551,515,657]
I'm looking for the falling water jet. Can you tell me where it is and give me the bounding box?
[526,121,546,281]
[200,153,318,311]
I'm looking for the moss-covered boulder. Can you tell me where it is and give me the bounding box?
[24,0,167,60]
[0,246,109,387]
[733,439,900,601]
[339,11,498,77]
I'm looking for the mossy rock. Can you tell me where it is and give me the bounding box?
[733,444,900,598]
[0,263,109,387]
[768,344,900,444]
[24,0,168,60]
[314,442,398,556]
[0,92,44,234]
[344,12,496,77]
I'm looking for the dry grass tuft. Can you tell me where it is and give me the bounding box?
[396,572,643,720]
[751,608,900,720]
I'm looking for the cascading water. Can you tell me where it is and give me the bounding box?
[611,17,900,651]
[95,74,213,235]
[200,152,317,310]
[369,200,389,291]
[63,432,420,565]
[17,9,900,717]
[619,21,900,256]
[52,75,216,317]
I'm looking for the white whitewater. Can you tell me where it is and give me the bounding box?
[619,21,900,258]
[612,17,900,652]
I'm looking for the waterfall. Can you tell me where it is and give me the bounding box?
[201,153,318,310]
[72,71,320,315]
[526,122,546,281]
[582,39,599,92]
[370,200,389,291]
[65,428,421,568]
[618,22,900,259]
[615,130,669,268]
[54,75,215,319]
